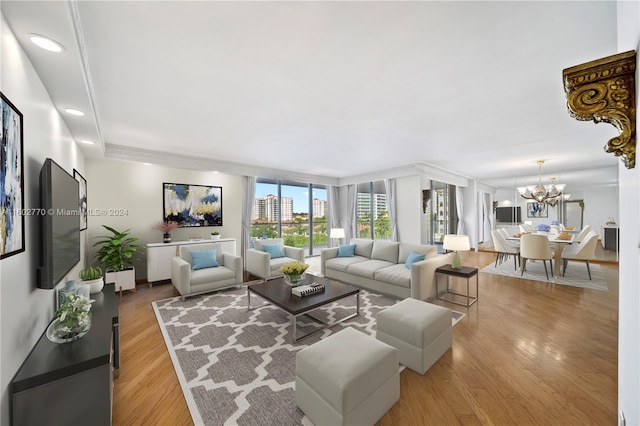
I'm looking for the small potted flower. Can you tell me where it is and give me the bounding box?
[537,223,551,232]
[153,221,179,243]
[79,266,104,294]
[278,260,310,286]
[211,231,221,240]
[47,292,95,343]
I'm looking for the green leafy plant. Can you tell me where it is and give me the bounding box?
[211,231,220,235]
[93,225,142,272]
[79,266,103,281]
[55,292,93,332]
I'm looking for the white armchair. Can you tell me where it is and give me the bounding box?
[171,243,243,301]
[246,238,305,280]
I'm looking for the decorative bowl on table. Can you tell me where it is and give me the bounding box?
[278,261,310,287]
[284,273,306,287]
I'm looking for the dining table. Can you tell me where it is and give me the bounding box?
[507,232,575,276]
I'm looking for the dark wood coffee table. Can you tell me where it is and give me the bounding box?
[247,275,360,343]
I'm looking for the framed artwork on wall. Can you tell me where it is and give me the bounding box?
[74,169,88,231]
[1,92,25,259]
[526,201,548,218]
[163,182,223,227]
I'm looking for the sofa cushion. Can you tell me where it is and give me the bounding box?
[405,251,426,269]
[262,243,285,259]
[371,241,400,263]
[347,259,396,279]
[269,256,301,273]
[374,264,411,288]
[398,243,438,263]
[351,238,374,258]
[325,256,368,273]
[190,265,236,285]
[254,238,284,252]
[190,249,219,270]
[181,243,225,267]
[337,244,356,257]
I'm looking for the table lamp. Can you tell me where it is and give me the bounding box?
[442,234,470,270]
[329,228,345,246]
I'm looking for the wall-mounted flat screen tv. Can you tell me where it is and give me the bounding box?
[37,158,81,289]
[495,206,521,223]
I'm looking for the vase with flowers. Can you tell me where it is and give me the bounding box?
[47,292,94,343]
[153,221,179,243]
[278,260,310,286]
[536,223,551,233]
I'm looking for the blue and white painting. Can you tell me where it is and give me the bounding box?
[163,183,223,227]
[1,93,25,259]
[527,201,548,218]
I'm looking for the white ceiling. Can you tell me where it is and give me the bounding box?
[1,1,622,191]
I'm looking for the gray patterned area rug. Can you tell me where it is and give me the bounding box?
[481,258,608,291]
[152,287,463,425]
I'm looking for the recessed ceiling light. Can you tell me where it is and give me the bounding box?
[29,34,65,53]
[143,163,152,166]
[78,140,95,145]
[212,171,219,174]
[64,108,85,116]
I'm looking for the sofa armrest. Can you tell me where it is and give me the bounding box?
[246,249,271,279]
[223,253,243,283]
[284,246,305,262]
[320,248,339,275]
[410,253,453,301]
[171,257,192,296]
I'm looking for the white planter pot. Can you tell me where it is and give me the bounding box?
[211,235,221,240]
[105,267,136,293]
[81,278,104,294]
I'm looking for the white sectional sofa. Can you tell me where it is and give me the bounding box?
[320,238,453,300]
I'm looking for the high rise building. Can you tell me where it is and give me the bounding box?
[252,194,293,221]
[312,198,327,218]
[357,192,387,219]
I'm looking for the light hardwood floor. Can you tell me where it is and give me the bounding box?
[113,250,618,425]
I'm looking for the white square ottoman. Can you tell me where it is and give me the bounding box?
[376,298,452,374]
[295,327,399,426]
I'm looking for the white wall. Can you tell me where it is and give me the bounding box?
[395,176,421,244]
[462,183,478,249]
[0,16,86,425]
[616,1,640,424]
[493,186,618,236]
[85,159,243,280]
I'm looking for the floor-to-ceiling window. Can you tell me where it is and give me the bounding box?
[356,181,391,240]
[251,179,328,256]
[426,180,457,250]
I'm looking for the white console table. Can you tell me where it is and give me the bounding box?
[146,238,236,284]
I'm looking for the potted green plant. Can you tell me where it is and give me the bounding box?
[93,225,141,294]
[79,266,104,294]
[211,231,221,240]
[46,292,94,343]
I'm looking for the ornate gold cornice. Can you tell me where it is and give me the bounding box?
[563,50,636,169]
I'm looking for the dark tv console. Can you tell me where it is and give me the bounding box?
[10,283,119,426]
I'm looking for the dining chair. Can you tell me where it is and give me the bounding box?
[498,228,520,249]
[561,231,599,279]
[520,234,554,280]
[573,225,591,243]
[491,230,520,270]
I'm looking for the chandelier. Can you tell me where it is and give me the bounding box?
[517,160,565,203]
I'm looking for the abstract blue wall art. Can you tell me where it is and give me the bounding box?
[1,93,25,259]
[526,201,548,218]
[163,182,223,227]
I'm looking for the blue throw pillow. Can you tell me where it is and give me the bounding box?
[262,244,284,259]
[337,244,356,257]
[405,251,426,269]
[190,249,219,270]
